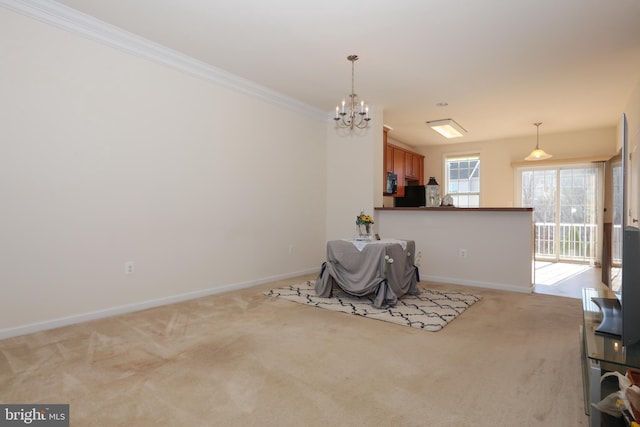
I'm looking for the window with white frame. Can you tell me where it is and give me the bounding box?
[445,154,480,207]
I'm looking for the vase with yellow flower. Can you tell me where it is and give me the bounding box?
[355,211,374,240]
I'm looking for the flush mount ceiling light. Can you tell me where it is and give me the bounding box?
[525,122,552,161]
[426,119,467,139]
[334,54,371,130]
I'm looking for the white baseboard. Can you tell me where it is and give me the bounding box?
[422,274,533,294]
[0,268,318,340]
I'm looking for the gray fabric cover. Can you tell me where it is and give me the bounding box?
[315,240,419,308]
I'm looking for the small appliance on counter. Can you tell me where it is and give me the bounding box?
[394,185,425,207]
[385,171,398,195]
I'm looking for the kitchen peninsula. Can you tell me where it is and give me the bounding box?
[374,207,534,293]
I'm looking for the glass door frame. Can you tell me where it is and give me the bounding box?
[515,162,605,266]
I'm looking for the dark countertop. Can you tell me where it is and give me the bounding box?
[375,207,533,212]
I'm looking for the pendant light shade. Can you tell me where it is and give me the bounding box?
[525,122,552,161]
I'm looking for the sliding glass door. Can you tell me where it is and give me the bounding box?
[612,163,623,266]
[519,164,602,264]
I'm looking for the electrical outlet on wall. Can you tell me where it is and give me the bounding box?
[459,249,468,258]
[125,261,135,275]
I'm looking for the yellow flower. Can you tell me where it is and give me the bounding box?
[356,212,374,225]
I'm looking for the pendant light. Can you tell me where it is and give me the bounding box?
[525,122,552,161]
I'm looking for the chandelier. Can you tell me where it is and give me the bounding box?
[524,122,552,161]
[334,55,371,130]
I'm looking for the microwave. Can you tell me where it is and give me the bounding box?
[385,172,398,194]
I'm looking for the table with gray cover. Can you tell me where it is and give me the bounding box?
[315,239,419,308]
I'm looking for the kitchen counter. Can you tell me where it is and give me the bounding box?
[374,207,534,293]
[375,207,533,212]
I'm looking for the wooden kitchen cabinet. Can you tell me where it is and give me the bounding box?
[392,149,406,197]
[383,128,424,197]
[385,144,394,173]
[404,151,424,180]
[405,152,414,178]
[412,154,423,181]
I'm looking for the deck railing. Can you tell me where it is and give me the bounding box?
[613,224,622,265]
[534,222,598,262]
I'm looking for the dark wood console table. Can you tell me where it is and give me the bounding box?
[581,288,640,427]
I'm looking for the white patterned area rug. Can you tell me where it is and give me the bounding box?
[265,281,481,332]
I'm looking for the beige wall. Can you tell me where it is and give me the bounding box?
[622,81,640,223]
[2,1,639,338]
[414,127,618,207]
[325,107,383,241]
[0,8,327,336]
[621,81,640,154]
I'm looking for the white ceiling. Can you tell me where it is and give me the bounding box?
[52,0,640,146]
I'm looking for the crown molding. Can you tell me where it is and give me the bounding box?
[0,0,328,121]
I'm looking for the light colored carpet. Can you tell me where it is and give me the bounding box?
[265,281,480,331]
[0,274,588,426]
